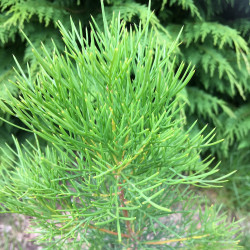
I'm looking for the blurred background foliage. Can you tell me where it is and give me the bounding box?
[0,0,249,248]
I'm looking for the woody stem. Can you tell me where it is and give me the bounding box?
[118,185,135,239]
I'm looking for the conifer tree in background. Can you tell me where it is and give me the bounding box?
[0,3,242,248]
[0,0,249,247]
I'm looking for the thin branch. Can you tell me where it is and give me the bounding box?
[144,234,210,245]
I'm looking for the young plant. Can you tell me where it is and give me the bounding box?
[0,3,240,249]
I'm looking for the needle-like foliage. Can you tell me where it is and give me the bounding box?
[0,2,240,249]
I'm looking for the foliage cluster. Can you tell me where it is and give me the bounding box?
[0,0,249,210]
[0,3,242,248]
[0,0,249,248]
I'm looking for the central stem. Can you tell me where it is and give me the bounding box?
[118,185,134,237]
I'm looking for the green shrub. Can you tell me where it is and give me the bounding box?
[0,4,241,248]
[1,1,249,211]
